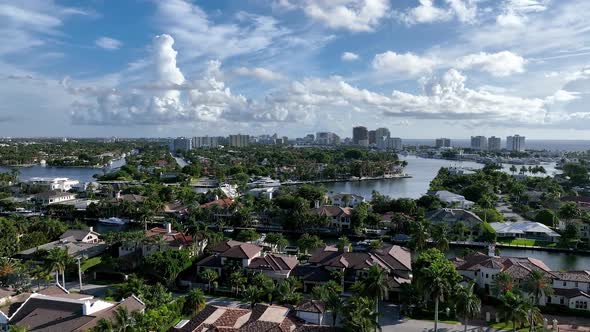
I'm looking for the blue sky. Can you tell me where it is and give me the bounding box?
[1,0,590,139]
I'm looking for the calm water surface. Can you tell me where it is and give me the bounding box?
[0,158,126,183]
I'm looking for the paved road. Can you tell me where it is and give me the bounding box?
[64,281,113,297]
[496,199,525,222]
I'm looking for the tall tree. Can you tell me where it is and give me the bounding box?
[492,272,514,295]
[454,282,481,332]
[200,269,218,293]
[523,270,553,332]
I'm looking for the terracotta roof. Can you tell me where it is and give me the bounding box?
[200,198,235,209]
[220,243,262,259]
[169,304,332,332]
[308,245,411,272]
[295,300,325,313]
[553,288,590,299]
[145,227,194,247]
[210,240,243,253]
[454,252,552,280]
[164,201,189,214]
[551,271,590,282]
[311,206,352,218]
[247,254,298,272]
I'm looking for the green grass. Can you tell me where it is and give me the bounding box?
[81,256,102,271]
[490,321,542,332]
[498,238,556,247]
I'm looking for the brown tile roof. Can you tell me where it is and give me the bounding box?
[196,255,223,268]
[221,243,262,260]
[9,297,91,331]
[295,300,325,313]
[37,286,93,300]
[311,206,352,218]
[60,229,100,242]
[454,252,552,280]
[0,293,30,317]
[74,295,145,332]
[200,198,235,209]
[553,288,590,299]
[308,245,412,272]
[210,240,243,253]
[145,227,194,247]
[247,254,298,272]
[552,271,590,282]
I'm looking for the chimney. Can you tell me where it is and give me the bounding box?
[166,222,172,234]
[116,190,122,199]
[488,243,496,257]
[89,226,93,232]
[314,200,320,208]
[215,194,219,201]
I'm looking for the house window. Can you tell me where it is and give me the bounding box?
[575,301,588,310]
[486,274,489,278]
[564,281,567,287]
[576,282,579,288]
[560,298,565,305]
[547,296,552,304]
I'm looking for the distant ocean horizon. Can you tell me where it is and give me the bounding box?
[402,139,590,152]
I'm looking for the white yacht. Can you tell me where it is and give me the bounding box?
[98,217,127,225]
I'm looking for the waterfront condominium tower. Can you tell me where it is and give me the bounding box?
[435,138,451,148]
[488,136,502,151]
[353,126,369,147]
[506,135,526,151]
[470,136,488,150]
[229,134,250,148]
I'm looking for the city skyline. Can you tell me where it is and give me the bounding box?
[1,1,590,139]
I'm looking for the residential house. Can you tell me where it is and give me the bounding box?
[0,285,145,332]
[293,244,412,300]
[432,190,474,209]
[426,208,483,229]
[311,205,353,231]
[169,303,332,332]
[196,240,262,275]
[26,177,80,192]
[490,221,561,242]
[247,187,275,200]
[119,223,205,258]
[246,253,299,279]
[18,228,106,259]
[200,197,235,220]
[329,193,365,208]
[294,300,328,326]
[34,191,76,206]
[452,252,590,310]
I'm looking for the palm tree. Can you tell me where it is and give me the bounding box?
[185,288,206,315]
[113,307,134,332]
[92,318,115,332]
[322,291,343,326]
[336,236,351,252]
[358,265,388,331]
[492,272,514,295]
[242,286,263,309]
[524,270,553,332]
[455,282,481,332]
[410,220,429,251]
[500,291,531,332]
[343,296,379,332]
[46,247,71,287]
[229,270,247,296]
[200,269,218,294]
[418,262,453,332]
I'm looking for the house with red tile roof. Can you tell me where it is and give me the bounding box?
[294,244,412,299]
[169,304,333,332]
[453,252,590,310]
[119,223,206,258]
[196,240,299,280]
[0,285,144,332]
[311,205,353,231]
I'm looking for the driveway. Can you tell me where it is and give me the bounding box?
[206,296,248,309]
[496,200,525,222]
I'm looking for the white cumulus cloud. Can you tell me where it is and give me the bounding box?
[95,37,122,50]
[400,0,477,25]
[341,52,360,61]
[372,51,438,77]
[456,51,526,76]
[234,67,283,81]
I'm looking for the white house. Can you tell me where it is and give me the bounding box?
[247,187,275,200]
[329,192,365,208]
[26,177,79,191]
[490,221,561,242]
[34,191,76,206]
[433,190,474,209]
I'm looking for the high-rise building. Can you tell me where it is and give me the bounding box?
[229,134,250,148]
[353,126,369,147]
[377,137,402,151]
[316,132,339,145]
[304,134,315,143]
[192,136,219,149]
[172,137,192,152]
[470,136,488,150]
[368,130,377,145]
[375,127,391,139]
[488,136,502,151]
[506,135,525,151]
[435,138,451,148]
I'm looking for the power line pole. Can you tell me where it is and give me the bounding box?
[76,256,83,292]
